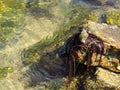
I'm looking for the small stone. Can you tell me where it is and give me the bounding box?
[116,66,120,70]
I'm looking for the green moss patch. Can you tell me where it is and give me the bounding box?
[0,0,26,41]
[106,11,120,26]
[22,5,89,65]
[0,67,14,78]
[88,10,120,26]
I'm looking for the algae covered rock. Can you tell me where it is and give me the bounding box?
[60,20,120,89]
[106,11,120,26]
[82,21,120,73]
[82,21,120,89]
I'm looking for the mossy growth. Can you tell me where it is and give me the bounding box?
[88,11,120,26]
[22,26,72,65]
[0,67,14,78]
[106,11,120,26]
[44,77,78,90]
[0,0,26,41]
[26,0,54,18]
[88,12,100,22]
[22,24,84,65]
[26,0,62,19]
[66,6,89,27]
[22,6,89,65]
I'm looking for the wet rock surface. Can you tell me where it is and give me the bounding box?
[85,21,120,89]
[86,21,120,73]
[68,21,120,89]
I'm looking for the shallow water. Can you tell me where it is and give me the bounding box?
[0,0,120,90]
[0,5,65,90]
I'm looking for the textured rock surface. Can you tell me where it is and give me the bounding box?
[35,21,120,89]
[97,67,120,88]
[82,21,120,88]
[60,21,120,89]
[36,21,120,89]
[85,21,120,73]
[87,21,120,48]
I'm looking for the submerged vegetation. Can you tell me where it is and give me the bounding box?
[23,1,120,67]
[66,6,89,27]
[0,0,25,78]
[0,67,14,78]
[88,12,101,22]
[0,0,120,89]
[26,0,60,19]
[22,1,120,89]
[0,0,25,41]
[106,11,120,26]
[23,5,89,65]
[88,10,120,26]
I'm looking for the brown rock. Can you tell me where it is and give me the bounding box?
[87,21,120,48]
[81,21,120,73]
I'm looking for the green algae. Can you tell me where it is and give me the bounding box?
[22,5,89,65]
[88,12,101,22]
[0,0,26,41]
[0,67,14,78]
[88,10,120,26]
[106,11,120,26]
